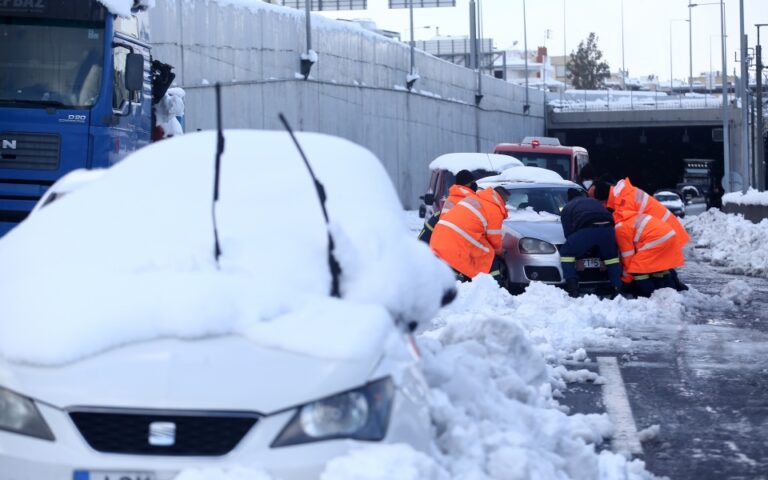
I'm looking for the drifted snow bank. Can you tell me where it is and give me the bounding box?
[0,131,455,365]
[685,209,768,277]
[321,276,691,480]
[722,188,768,206]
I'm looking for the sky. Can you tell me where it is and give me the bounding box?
[318,0,767,82]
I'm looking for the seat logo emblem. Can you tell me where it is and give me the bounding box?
[148,421,176,446]
[1,140,16,150]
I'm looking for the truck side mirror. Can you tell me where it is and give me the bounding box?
[124,53,144,92]
[423,193,435,205]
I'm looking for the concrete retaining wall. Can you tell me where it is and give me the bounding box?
[722,204,768,223]
[148,0,545,208]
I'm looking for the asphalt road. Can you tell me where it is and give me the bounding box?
[563,257,768,479]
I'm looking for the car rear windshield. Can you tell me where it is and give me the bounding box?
[505,187,570,215]
[497,152,571,180]
[654,194,679,202]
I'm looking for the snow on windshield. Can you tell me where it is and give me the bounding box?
[479,166,574,185]
[0,131,455,365]
[429,153,522,174]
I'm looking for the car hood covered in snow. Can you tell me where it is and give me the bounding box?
[0,130,455,372]
[1,333,387,412]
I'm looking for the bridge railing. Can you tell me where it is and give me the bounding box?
[549,91,733,113]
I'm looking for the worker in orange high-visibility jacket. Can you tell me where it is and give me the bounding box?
[593,177,690,291]
[430,186,509,280]
[614,208,685,297]
[418,170,477,244]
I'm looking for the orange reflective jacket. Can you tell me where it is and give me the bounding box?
[614,210,684,276]
[442,184,476,214]
[607,178,690,248]
[430,188,506,278]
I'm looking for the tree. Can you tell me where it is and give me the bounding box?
[566,32,611,89]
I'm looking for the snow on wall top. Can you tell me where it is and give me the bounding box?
[723,188,768,206]
[0,130,455,365]
[98,0,155,17]
[429,153,523,175]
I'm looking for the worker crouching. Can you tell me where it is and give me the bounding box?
[430,186,509,284]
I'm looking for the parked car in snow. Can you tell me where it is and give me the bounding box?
[419,152,522,219]
[479,167,614,295]
[29,168,106,215]
[0,130,456,479]
[653,190,686,218]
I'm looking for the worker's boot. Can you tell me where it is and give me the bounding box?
[565,278,580,298]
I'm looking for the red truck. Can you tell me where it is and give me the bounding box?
[493,137,590,183]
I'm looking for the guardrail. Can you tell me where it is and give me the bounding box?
[549,92,733,113]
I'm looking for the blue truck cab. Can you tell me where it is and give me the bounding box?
[0,0,152,236]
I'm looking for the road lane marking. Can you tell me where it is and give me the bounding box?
[597,356,643,455]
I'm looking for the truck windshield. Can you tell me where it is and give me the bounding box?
[0,18,105,108]
[500,152,572,180]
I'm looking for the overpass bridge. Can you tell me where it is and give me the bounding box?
[546,95,750,195]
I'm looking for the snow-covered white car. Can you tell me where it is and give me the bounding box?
[29,168,106,214]
[0,130,456,479]
[419,152,522,219]
[479,167,613,295]
[653,190,686,218]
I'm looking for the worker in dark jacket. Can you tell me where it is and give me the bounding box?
[560,188,621,297]
[418,170,477,244]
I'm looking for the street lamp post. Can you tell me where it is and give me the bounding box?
[756,24,767,190]
[523,0,530,114]
[688,5,693,92]
[689,1,730,191]
[621,0,626,90]
[738,0,749,191]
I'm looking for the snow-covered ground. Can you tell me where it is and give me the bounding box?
[326,210,743,480]
[685,209,768,277]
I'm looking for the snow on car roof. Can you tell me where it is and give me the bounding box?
[0,130,455,365]
[478,166,574,186]
[428,153,523,174]
[97,0,154,17]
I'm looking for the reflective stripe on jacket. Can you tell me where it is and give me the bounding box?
[614,212,684,275]
[607,177,690,248]
[430,188,505,278]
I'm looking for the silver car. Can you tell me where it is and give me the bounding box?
[480,177,613,295]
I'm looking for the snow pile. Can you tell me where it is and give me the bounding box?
[98,0,154,17]
[719,279,753,305]
[321,444,448,480]
[428,153,522,175]
[0,131,455,365]
[175,467,273,480]
[414,276,672,479]
[722,188,768,206]
[684,209,768,277]
[154,87,185,138]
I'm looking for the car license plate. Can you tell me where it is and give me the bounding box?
[74,471,156,480]
[581,258,601,269]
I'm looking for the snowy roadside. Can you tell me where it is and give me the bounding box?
[176,210,748,480]
[685,209,768,278]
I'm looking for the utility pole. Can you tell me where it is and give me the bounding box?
[523,0,530,114]
[721,0,731,192]
[688,4,694,92]
[739,0,750,191]
[757,24,767,190]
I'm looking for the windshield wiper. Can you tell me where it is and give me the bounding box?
[0,99,69,108]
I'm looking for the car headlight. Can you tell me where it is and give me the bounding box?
[271,377,394,447]
[519,237,556,254]
[0,387,54,440]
